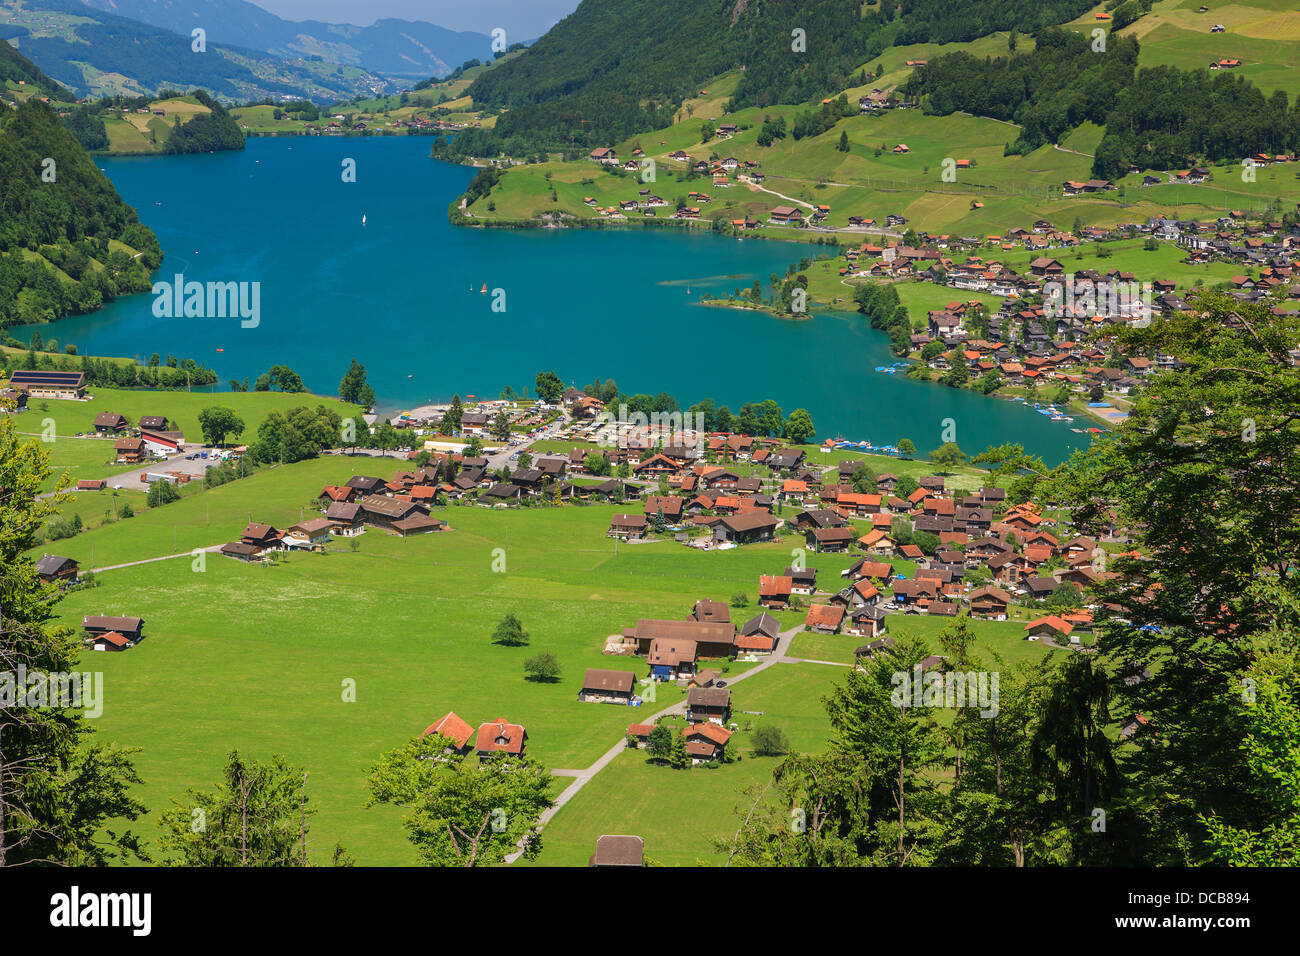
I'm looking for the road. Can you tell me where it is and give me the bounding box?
[504,623,806,864]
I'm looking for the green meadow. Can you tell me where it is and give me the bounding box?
[31,437,1054,865]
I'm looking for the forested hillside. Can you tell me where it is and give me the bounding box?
[905,27,1300,177]
[443,0,1100,156]
[0,25,67,97]
[0,81,161,328]
[160,90,245,155]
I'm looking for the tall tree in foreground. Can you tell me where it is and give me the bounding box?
[1051,291,1300,864]
[0,414,145,866]
[157,751,340,866]
[366,735,552,866]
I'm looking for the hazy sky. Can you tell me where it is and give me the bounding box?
[252,0,578,36]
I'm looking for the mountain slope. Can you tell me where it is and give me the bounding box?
[451,0,1100,154]
[79,0,492,79]
[0,0,397,102]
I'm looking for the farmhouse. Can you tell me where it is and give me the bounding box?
[738,611,781,652]
[324,501,364,535]
[714,512,779,545]
[805,604,845,634]
[359,494,423,529]
[421,711,475,753]
[686,686,731,724]
[241,523,283,551]
[35,554,79,584]
[758,574,793,608]
[475,717,528,759]
[82,615,143,644]
[608,513,648,539]
[114,438,146,463]
[770,205,804,224]
[93,412,129,434]
[579,669,637,704]
[685,723,732,763]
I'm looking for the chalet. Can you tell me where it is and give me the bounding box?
[786,565,816,595]
[795,508,846,531]
[684,723,733,764]
[846,605,888,639]
[138,416,169,430]
[608,513,648,539]
[686,686,731,725]
[579,669,637,704]
[589,835,645,867]
[324,501,364,535]
[647,637,698,680]
[770,205,804,224]
[643,495,684,523]
[807,527,855,553]
[346,475,388,496]
[475,717,528,759]
[715,512,779,545]
[758,574,793,608]
[35,554,79,585]
[967,585,1012,619]
[7,369,85,400]
[76,479,105,491]
[589,147,618,164]
[805,603,845,634]
[240,522,283,552]
[738,611,781,652]
[93,412,130,434]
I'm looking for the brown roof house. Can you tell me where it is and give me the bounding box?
[686,686,732,724]
[579,669,637,704]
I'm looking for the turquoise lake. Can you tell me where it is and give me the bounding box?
[28,136,1087,464]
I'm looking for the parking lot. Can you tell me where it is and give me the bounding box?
[110,448,232,492]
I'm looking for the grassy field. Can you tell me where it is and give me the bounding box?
[32,437,1063,865]
[11,387,360,449]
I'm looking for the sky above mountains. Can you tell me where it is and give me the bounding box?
[251,0,577,36]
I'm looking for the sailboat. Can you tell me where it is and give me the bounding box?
[361,214,367,225]
[480,283,487,293]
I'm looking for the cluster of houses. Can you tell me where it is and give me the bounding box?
[219,472,458,561]
[608,598,785,676]
[419,711,528,760]
[89,412,188,463]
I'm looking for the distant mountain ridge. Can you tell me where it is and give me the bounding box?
[79,0,494,79]
[0,0,400,102]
